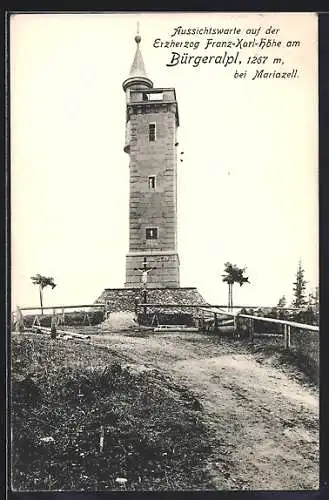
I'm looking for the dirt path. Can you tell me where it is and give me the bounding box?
[90,331,319,490]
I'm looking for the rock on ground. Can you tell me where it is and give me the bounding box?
[100,311,137,331]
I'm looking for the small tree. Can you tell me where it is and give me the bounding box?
[222,262,249,311]
[31,274,57,315]
[307,286,319,313]
[277,295,287,308]
[291,260,307,308]
[314,286,319,313]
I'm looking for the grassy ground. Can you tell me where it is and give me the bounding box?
[11,334,214,491]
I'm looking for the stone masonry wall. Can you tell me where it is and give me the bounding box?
[128,109,177,252]
[125,252,179,288]
[125,101,179,287]
[95,287,208,316]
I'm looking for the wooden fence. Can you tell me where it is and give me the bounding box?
[12,303,107,333]
[12,302,319,352]
[135,303,318,350]
[205,308,319,349]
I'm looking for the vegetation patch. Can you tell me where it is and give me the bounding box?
[137,312,195,327]
[246,337,319,386]
[11,335,214,491]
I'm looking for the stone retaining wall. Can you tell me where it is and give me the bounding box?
[95,287,208,316]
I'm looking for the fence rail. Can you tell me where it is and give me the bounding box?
[135,303,318,332]
[208,308,319,350]
[12,301,319,352]
[16,303,106,312]
[208,309,319,332]
[12,303,107,333]
[136,303,302,310]
[135,303,318,352]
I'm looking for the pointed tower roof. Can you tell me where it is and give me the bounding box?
[123,32,153,91]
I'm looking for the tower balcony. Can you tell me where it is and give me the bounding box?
[126,88,179,126]
[128,88,176,104]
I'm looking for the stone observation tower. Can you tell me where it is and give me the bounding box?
[123,32,180,288]
[95,29,206,315]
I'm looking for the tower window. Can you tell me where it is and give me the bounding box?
[149,123,156,142]
[150,92,164,101]
[148,176,156,190]
[146,227,158,240]
[143,92,164,101]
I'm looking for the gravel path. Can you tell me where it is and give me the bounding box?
[89,331,319,490]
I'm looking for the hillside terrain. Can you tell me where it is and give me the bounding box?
[11,330,319,491]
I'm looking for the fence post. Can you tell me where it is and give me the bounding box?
[134,297,140,326]
[62,308,65,326]
[134,297,139,316]
[283,324,287,348]
[249,317,254,343]
[15,306,24,333]
[214,313,218,334]
[51,312,57,338]
[33,314,41,327]
[99,425,105,454]
[285,324,291,349]
[233,314,237,337]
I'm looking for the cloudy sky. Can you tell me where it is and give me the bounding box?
[11,12,318,309]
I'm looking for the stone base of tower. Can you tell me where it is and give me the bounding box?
[95,287,208,315]
[125,252,180,288]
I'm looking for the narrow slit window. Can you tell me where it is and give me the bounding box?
[148,176,156,190]
[146,228,158,240]
[149,123,156,142]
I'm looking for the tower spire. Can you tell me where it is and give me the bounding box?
[122,26,153,91]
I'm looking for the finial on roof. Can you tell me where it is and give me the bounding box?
[122,23,153,91]
[135,21,141,44]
